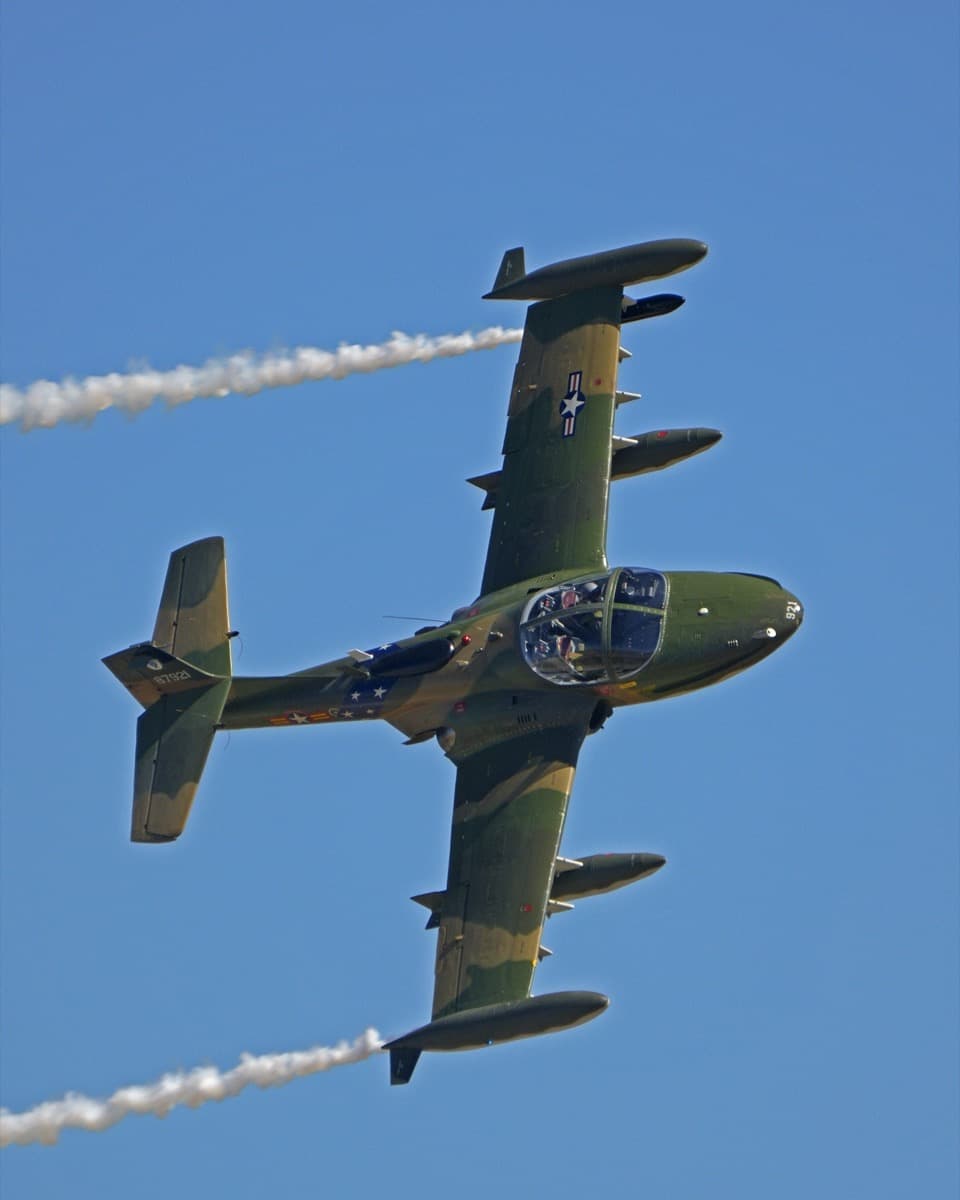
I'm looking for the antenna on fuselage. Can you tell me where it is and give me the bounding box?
[382,615,445,623]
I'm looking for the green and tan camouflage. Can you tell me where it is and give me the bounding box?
[104,238,804,1084]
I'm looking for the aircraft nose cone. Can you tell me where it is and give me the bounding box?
[749,588,803,649]
[775,591,803,640]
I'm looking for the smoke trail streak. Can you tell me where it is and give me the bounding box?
[0,327,523,432]
[0,1029,382,1147]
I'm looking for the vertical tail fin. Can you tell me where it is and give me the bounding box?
[153,536,233,676]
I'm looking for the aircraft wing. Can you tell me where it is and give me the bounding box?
[479,284,623,595]
[391,717,592,1083]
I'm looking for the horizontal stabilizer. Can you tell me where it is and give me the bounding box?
[103,644,222,709]
[132,678,230,842]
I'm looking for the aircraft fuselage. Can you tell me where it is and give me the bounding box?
[218,568,803,748]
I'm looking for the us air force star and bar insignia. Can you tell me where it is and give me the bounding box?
[559,370,586,438]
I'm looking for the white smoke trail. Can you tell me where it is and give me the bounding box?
[0,327,523,432]
[0,1028,382,1148]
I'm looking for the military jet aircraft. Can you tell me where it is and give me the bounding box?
[104,238,803,1085]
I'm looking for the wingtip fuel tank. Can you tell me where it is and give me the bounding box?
[384,990,609,1084]
[483,238,708,301]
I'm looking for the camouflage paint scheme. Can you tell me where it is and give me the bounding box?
[104,238,803,1083]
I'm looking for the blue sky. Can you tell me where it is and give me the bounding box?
[1,1,957,1195]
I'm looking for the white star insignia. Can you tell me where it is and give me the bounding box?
[343,710,354,719]
[350,691,361,702]
[559,393,585,419]
[288,712,307,724]
[373,686,387,699]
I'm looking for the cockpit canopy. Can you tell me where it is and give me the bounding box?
[520,568,667,686]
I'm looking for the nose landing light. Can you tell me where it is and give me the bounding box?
[750,591,803,646]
